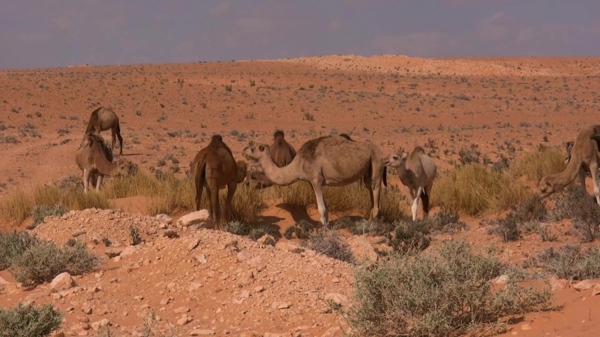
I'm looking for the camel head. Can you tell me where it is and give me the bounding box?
[235,160,248,184]
[537,174,563,200]
[383,151,408,168]
[242,143,271,162]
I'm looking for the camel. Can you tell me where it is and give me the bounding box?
[80,107,124,155]
[75,133,136,193]
[191,135,246,228]
[245,130,297,188]
[538,125,600,204]
[242,135,387,227]
[384,146,437,221]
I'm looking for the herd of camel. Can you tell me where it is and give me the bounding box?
[74,107,600,229]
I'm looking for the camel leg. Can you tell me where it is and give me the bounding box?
[411,187,423,221]
[589,160,600,205]
[422,184,432,218]
[225,181,237,223]
[83,169,90,194]
[578,168,587,194]
[368,175,381,221]
[207,179,221,229]
[311,182,329,228]
[113,125,124,156]
[95,175,103,191]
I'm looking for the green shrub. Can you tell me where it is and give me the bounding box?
[0,231,41,270]
[525,245,600,280]
[304,229,354,263]
[9,240,99,287]
[347,240,551,336]
[31,204,66,228]
[0,303,62,337]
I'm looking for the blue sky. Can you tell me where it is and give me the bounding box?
[1,0,599,69]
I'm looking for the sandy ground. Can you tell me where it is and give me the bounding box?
[1,55,600,336]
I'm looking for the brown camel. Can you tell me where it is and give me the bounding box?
[242,135,387,227]
[246,130,297,188]
[81,107,124,155]
[538,125,600,204]
[191,135,246,228]
[384,146,437,221]
[75,133,136,193]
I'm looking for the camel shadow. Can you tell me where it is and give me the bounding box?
[276,203,321,228]
[256,216,284,240]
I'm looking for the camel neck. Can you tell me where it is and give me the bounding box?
[259,155,299,185]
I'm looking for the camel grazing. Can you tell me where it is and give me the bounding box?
[538,125,600,204]
[246,130,297,188]
[242,135,387,227]
[191,135,246,228]
[75,134,136,193]
[384,146,437,221]
[80,107,124,155]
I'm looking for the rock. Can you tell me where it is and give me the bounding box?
[271,302,292,309]
[188,238,200,251]
[521,323,532,330]
[324,293,348,307]
[257,234,276,246]
[120,245,137,257]
[177,315,192,325]
[264,333,292,337]
[574,280,595,291]
[550,277,567,291]
[178,210,210,227]
[50,272,75,292]
[91,319,110,331]
[156,214,173,225]
[174,306,190,314]
[493,275,509,284]
[189,329,215,335]
[592,283,600,296]
[194,254,207,264]
[236,250,253,262]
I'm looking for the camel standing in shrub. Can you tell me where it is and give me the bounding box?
[80,107,124,155]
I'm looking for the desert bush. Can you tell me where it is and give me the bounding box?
[226,221,251,236]
[9,239,99,287]
[432,163,532,216]
[0,190,33,225]
[550,185,600,242]
[420,207,466,233]
[509,147,566,183]
[129,225,142,245]
[525,245,600,280]
[0,303,62,337]
[347,240,551,336]
[0,231,41,270]
[283,220,315,240]
[303,229,354,263]
[388,220,431,254]
[31,204,66,228]
[487,196,547,242]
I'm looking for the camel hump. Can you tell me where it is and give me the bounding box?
[412,146,426,155]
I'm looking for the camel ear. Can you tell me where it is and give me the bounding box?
[400,152,408,160]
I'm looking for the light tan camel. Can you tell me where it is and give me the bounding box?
[242,135,387,227]
[384,146,437,221]
[191,135,246,228]
[246,130,297,188]
[80,107,124,155]
[75,133,136,193]
[538,125,600,204]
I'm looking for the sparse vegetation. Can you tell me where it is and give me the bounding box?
[525,245,600,280]
[346,240,551,336]
[303,229,354,263]
[0,303,62,337]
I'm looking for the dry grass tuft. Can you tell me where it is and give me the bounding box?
[509,146,566,183]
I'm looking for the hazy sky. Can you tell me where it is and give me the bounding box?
[1,0,599,69]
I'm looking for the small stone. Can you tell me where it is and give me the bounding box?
[194,254,207,264]
[189,329,215,335]
[50,272,75,292]
[493,275,509,284]
[178,210,210,227]
[174,306,190,314]
[271,302,291,309]
[574,280,595,291]
[156,214,173,225]
[521,323,532,330]
[188,238,200,251]
[177,315,192,325]
[257,234,276,246]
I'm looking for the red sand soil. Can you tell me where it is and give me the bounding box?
[1,55,600,336]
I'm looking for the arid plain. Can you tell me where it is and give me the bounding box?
[1,55,600,336]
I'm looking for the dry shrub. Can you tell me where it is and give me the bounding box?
[509,146,566,183]
[303,229,355,263]
[0,190,32,225]
[525,245,600,280]
[347,240,551,336]
[0,303,62,337]
[550,185,600,242]
[432,163,532,216]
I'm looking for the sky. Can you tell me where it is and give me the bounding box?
[1,0,599,69]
